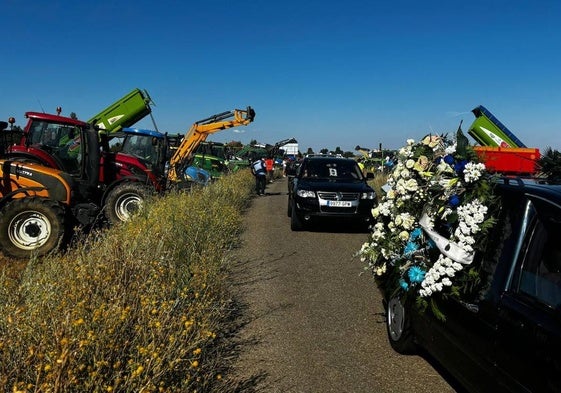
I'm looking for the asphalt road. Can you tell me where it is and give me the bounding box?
[225,178,459,393]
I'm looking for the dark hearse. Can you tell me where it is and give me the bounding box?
[386,179,561,393]
[287,155,376,231]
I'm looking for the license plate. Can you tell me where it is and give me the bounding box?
[326,201,352,207]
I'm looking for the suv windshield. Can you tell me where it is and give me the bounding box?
[300,159,363,180]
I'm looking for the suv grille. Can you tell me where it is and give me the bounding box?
[317,191,360,213]
[317,192,359,201]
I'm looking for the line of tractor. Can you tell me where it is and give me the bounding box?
[0,88,255,258]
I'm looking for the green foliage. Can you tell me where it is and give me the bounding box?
[429,298,446,322]
[538,147,561,183]
[0,170,254,392]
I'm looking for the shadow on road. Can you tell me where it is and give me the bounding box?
[298,219,371,234]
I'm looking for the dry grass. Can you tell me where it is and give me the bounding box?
[369,172,389,202]
[0,170,254,392]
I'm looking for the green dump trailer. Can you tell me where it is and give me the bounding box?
[468,105,526,148]
[88,88,154,135]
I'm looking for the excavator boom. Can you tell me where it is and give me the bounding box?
[168,106,255,182]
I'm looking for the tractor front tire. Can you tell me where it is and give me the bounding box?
[105,183,152,225]
[0,198,67,258]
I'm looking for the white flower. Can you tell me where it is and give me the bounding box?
[398,231,409,241]
[405,179,419,192]
[395,179,406,195]
[378,201,392,216]
[405,159,415,169]
[437,161,454,173]
[360,242,370,253]
[399,146,413,158]
[445,144,457,155]
[407,139,415,145]
[372,229,385,241]
[464,162,486,183]
[398,212,415,230]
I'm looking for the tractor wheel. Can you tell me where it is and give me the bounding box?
[105,183,152,225]
[0,198,67,258]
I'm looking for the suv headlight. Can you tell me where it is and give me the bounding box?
[361,191,376,200]
[296,189,316,198]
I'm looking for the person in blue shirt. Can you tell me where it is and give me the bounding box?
[251,157,267,195]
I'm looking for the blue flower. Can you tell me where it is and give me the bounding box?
[443,154,455,165]
[403,241,419,255]
[399,278,409,290]
[448,194,461,207]
[408,266,426,283]
[409,228,423,241]
[454,159,467,173]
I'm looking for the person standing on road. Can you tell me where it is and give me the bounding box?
[251,157,267,195]
[265,157,274,183]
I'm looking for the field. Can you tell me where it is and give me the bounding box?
[0,170,254,392]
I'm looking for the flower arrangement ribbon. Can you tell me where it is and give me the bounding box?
[418,212,474,265]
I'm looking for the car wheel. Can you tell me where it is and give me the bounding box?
[290,203,304,231]
[386,296,416,354]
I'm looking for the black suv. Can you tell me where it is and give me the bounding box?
[287,156,376,230]
[386,179,561,393]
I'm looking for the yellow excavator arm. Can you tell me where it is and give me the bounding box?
[168,106,255,182]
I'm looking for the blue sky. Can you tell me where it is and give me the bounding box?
[3,0,560,153]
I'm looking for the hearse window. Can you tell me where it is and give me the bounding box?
[476,191,526,301]
[518,213,561,308]
[465,189,527,303]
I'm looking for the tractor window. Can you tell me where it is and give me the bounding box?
[30,120,47,144]
[121,135,160,169]
[29,120,77,149]
[27,120,82,174]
